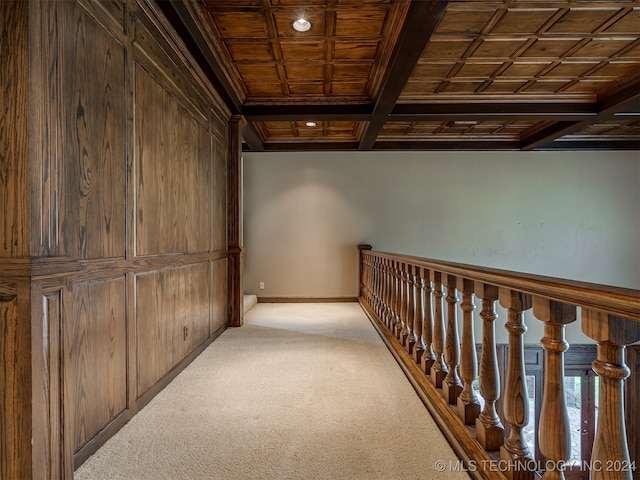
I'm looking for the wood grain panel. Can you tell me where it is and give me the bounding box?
[211,258,228,333]
[0,291,31,479]
[135,263,210,396]
[0,1,29,258]
[211,135,228,252]
[60,4,127,260]
[132,18,210,121]
[39,291,65,479]
[67,277,127,452]
[135,64,211,256]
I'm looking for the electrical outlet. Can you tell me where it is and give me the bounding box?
[259,281,265,290]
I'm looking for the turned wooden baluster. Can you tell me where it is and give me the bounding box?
[384,259,393,329]
[386,259,395,331]
[534,298,576,480]
[401,264,413,346]
[499,288,535,480]
[430,271,448,388]
[457,278,480,424]
[412,267,425,364]
[404,264,417,353]
[389,259,398,332]
[583,310,640,480]
[421,271,436,375]
[393,260,403,336]
[363,255,372,306]
[442,274,463,404]
[475,282,504,451]
[372,257,381,317]
[393,262,404,338]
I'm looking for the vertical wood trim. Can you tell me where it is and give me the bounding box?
[1,0,30,258]
[34,289,66,480]
[227,116,243,327]
[0,283,32,479]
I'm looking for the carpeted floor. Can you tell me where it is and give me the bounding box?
[75,303,470,480]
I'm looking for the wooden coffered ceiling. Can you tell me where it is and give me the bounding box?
[159,0,640,151]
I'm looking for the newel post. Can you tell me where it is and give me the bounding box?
[358,245,372,300]
[582,310,640,480]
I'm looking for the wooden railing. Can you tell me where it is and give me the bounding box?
[357,246,640,480]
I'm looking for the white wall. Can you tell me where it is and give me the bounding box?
[243,150,639,341]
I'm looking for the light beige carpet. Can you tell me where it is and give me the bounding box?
[75,303,470,480]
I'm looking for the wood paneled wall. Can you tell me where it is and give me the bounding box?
[0,0,234,477]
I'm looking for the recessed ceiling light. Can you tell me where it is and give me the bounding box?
[305,121,317,127]
[292,18,311,32]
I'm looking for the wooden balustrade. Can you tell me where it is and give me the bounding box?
[358,247,639,480]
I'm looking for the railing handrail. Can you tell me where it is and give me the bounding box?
[367,249,640,321]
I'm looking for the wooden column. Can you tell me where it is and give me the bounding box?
[583,310,640,480]
[442,274,463,404]
[499,288,535,480]
[457,278,480,424]
[534,298,576,480]
[475,282,504,451]
[227,116,244,327]
[420,272,435,375]
[430,271,448,387]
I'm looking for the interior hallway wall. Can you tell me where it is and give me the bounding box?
[244,150,638,293]
[243,150,639,341]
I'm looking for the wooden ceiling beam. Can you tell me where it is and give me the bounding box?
[520,77,640,150]
[390,103,598,122]
[159,0,244,115]
[538,140,640,151]
[358,0,449,151]
[373,140,520,151]
[242,123,265,152]
[242,104,374,122]
[243,142,360,152]
[240,138,636,152]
